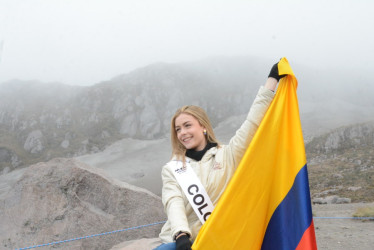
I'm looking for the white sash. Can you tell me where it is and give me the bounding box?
[168,160,215,224]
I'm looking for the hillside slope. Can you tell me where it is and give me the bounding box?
[307,122,374,202]
[1,57,373,177]
[0,158,165,249]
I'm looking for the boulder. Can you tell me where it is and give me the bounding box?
[347,186,362,191]
[312,195,351,205]
[0,158,165,250]
[312,198,328,205]
[23,130,44,154]
[336,197,351,204]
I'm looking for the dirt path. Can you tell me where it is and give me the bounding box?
[313,202,374,249]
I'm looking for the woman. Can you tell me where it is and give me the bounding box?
[154,62,284,250]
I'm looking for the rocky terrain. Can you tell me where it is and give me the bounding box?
[313,202,374,249]
[306,122,374,203]
[1,57,374,249]
[1,56,374,175]
[0,158,165,250]
[0,57,264,173]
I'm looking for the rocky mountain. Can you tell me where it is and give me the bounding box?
[1,56,373,175]
[0,57,266,173]
[306,122,374,202]
[0,158,165,250]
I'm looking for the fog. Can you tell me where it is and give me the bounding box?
[0,0,373,86]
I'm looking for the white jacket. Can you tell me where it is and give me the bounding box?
[159,86,275,243]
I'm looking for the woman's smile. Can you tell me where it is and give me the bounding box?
[175,113,207,151]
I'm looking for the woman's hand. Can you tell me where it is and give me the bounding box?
[176,234,192,250]
[268,62,286,81]
[265,61,286,91]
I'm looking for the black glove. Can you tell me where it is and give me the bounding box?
[176,234,192,250]
[268,62,286,81]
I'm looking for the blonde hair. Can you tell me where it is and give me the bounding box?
[170,105,220,160]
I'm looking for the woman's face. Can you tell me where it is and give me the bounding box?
[175,113,207,151]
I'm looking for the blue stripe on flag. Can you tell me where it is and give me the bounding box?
[261,164,313,250]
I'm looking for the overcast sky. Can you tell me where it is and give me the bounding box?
[0,0,373,86]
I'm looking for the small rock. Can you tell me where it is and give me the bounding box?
[332,173,343,179]
[336,197,351,204]
[325,195,339,204]
[312,198,327,204]
[60,140,69,149]
[24,130,44,154]
[347,186,362,191]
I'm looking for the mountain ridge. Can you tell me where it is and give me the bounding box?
[1,56,373,175]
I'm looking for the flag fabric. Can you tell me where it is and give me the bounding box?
[192,58,317,250]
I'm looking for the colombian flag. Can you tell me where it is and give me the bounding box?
[192,58,317,250]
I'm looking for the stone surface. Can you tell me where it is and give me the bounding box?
[313,202,374,250]
[313,195,351,205]
[0,158,165,250]
[23,130,44,153]
[110,237,161,250]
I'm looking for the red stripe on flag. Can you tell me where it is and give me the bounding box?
[296,220,317,250]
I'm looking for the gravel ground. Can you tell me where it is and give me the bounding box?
[313,202,374,250]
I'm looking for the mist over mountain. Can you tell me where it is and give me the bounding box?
[1,56,373,174]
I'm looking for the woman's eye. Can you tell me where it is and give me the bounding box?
[176,128,180,133]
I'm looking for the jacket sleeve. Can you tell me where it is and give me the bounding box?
[225,86,275,170]
[161,164,192,239]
